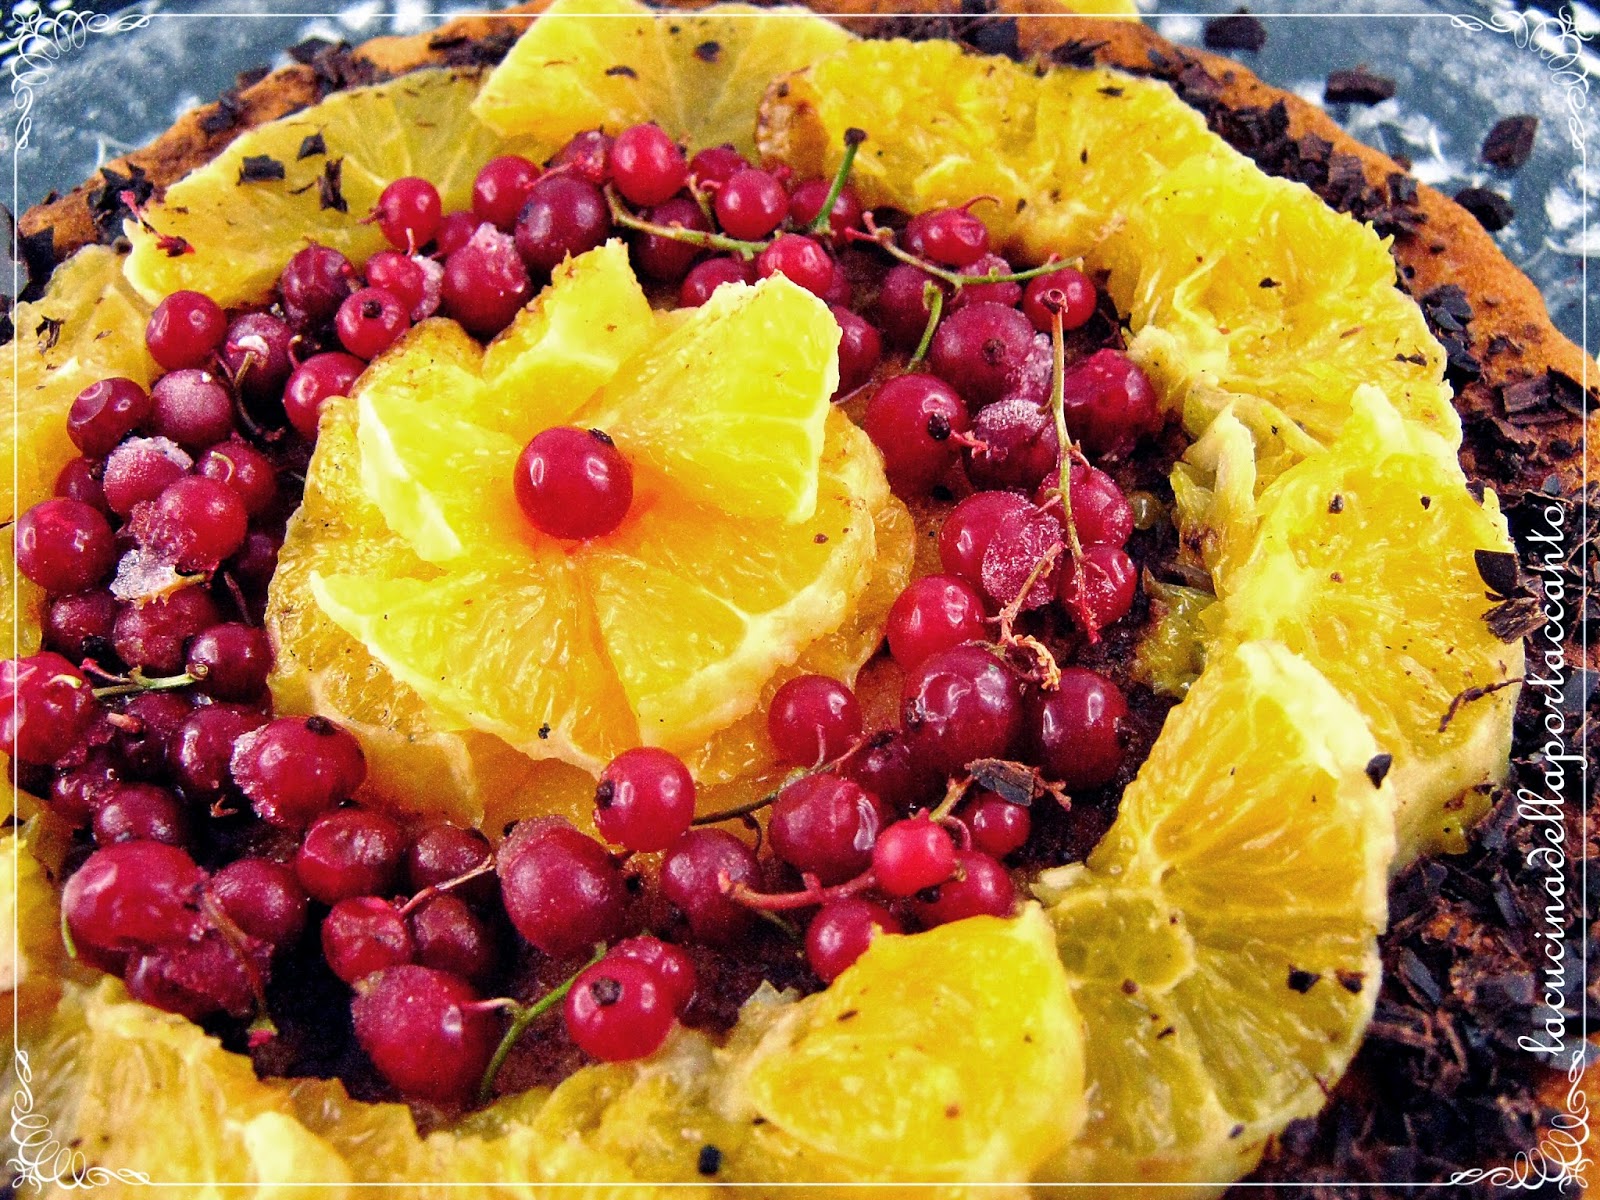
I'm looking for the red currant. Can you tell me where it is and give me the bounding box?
[374,175,443,251]
[611,124,688,206]
[232,715,368,830]
[900,644,1024,777]
[54,458,107,511]
[660,828,759,944]
[296,807,408,906]
[903,205,990,268]
[352,965,501,1105]
[949,253,1022,310]
[1036,461,1134,549]
[1022,267,1097,333]
[788,180,863,244]
[961,794,1031,859]
[549,130,614,186]
[442,226,532,338]
[1030,667,1128,789]
[679,255,755,307]
[937,491,1033,588]
[840,730,934,815]
[61,840,206,954]
[714,168,787,240]
[594,747,696,852]
[433,211,480,257]
[322,895,415,985]
[195,439,278,517]
[141,475,250,571]
[208,857,308,948]
[112,587,221,675]
[150,369,236,451]
[364,251,430,318]
[756,234,833,296]
[910,849,1015,925]
[145,291,227,371]
[966,398,1060,492]
[805,897,900,982]
[406,822,495,904]
[769,772,884,885]
[43,589,121,663]
[862,373,969,494]
[14,498,116,593]
[514,176,612,274]
[979,499,1063,613]
[409,894,498,986]
[872,813,956,897]
[886,574,987,671]
[92,781,188,847]
[767,675,862,767]
[171,702,266,794]
[283,352,364,440]
[496,820,628,957]
[472,155,541,231]
[607,936,696,1015]
[69,377,151,457]
[514,427,632,540]
[279,244,356,327]
[1057,544,1138,633]
[1059,349,1161,459]
[564,957,674,1062]
[928,302,1036,406]
[102,437,190,516]
[688,144,747,189]
[185,622,272,701]
[633,196,708,282]
[875,263,947,347]
[219,312,294,405]
[335,287,411,360]
[830,305,882,398]
[0,652,97,764]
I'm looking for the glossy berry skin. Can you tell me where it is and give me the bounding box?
[54,458,108,511]
[433,212,480,258]
[928,302,1036,407]
[115,690,192,780]
[364,252,431,317]
[43,589,121,663]
[714,168,788,240]
[112,588,221,676]
[92,782,188,847]
[514,427,633,540]
[196,440,278,517]
[594,747,696,852]
[660,828,760,945]
[756,235,833,297]
[471,155,541,231]
[514,176,612,274]
[279,244,356,327]
[608,936,696,1015]
[911,849,1016,926]
[146,475,250,570]
[335,287,411,360]
[283,353,364,440]
[352,965,501,1105]
[231,715,368,830]
[768,773,884,885]
[633,197,708,283]
[903,206,990,268]
[962,795,1031,859]
[69,378,151,457]
[806,897,901,982]
[886,574,987,671]
[219,312,295,404]
[841,730,932,816]
[1022,267,1097,333]
[14,498,116,593]
[862,373,969,494]
[788,180,863,244]
[0,653,97,764]
[611,124,687,206]
[145,291,227,371]
[688,144,747,188]
[442,227,532,339]
[497,821,628,958]
[900,644,1024,777]
[1031,667,1129,790]
[185,622,272,701]
[965,398,1060,493]
[1059,349,1161,459]
[61,840,206,954]
[322,896,415,985]
[208,857,308,948]
[172,703,267,794]
[374,176,443,251]
[406,823,495,903]
[409,894,497,986]
[937,490,1034,590]
[1058,544,1138,635]
[875,263,947,347]
[296,807,408,906]
[679,256,754,307]
[1037,462,1133,550]
[564,958,674,1063]
[872,813,956,897]
[550,130,614,186]
[949,253,1022,311]
[150,369,236,452]
[830,305,881,398]
[767,675,862,768]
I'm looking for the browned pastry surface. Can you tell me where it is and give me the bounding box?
[13,5,1596,1193]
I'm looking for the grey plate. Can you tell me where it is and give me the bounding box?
[3,0,1596,349]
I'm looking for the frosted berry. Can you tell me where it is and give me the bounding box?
[232,715,368,830]
[150,369,235,451]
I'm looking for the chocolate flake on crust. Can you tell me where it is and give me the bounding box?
[1202,13,1267,54]
[1480,115,1537,170]
[86,163,155,246]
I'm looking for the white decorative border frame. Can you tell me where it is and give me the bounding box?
[2,1,1592,1192]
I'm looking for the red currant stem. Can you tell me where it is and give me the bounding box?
[994,542,1063,643]
[721,870,877,912]
[907,281,944,368]
[90,669,198,699]
[751,907,804,942]
[604,187,769,259]
[946,430,990,454]
[688,180,717,227]
[691,728,884,828]
[202,892,271,1014]
[59,906,78,960]
[1002,632,1063,692]
[804,128,866,237]
[929,774,976,824]
[478,944,607,1103]
[1046,305,1086,569]
[691,790,780,827]
[396,858,494,917]
[857,215,1070,288]
[942,815,974,851]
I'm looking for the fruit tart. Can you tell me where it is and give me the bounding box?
[2,1,1593,1194]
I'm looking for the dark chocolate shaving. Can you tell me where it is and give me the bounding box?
[1453,186,1514,233]
[1287,968,1320,994]
[1473,548,1521,600]
[85,163,155,246]
[1203,13,1267,53]
[317,158,347,213]
[1481,114,1537,170]
[1364,753,1392,788]
[1324,67,1396,105]
[297,132,327,160]
[34,315,63,353]
[1048,38,1107,69]
[1484,595,1544,642]
[238,155,286,184]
